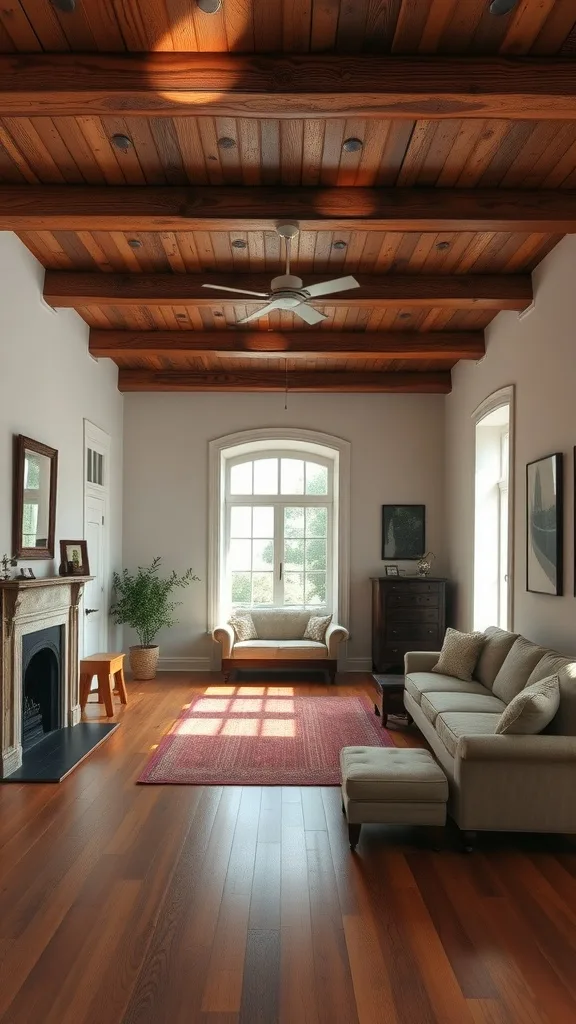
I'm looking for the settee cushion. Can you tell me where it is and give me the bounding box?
[432,628,486,682]
[250,608,312,640]
[492,636,547,703]
[233,639,328,660]
[304,614,332,642]
[525,653,576,736]
[496,675,560,735]
[435,711,501,758]
[229,611,258,641]
[405,672,487,706]
[474,627,518,690]
[421,690,506,726]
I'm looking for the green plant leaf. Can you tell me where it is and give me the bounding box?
[110,557,199,646]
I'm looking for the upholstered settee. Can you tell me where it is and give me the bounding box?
[212,608,349,683]
[404,627,576,838]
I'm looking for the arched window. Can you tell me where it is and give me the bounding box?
[208,429,350,629]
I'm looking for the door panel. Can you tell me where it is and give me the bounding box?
[84,495,105,656]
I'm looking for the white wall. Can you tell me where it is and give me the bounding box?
[446,233,576,655]
[0,233,123,644]
[123,393,447,669]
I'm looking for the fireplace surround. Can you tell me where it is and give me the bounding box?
[0,576,89,777]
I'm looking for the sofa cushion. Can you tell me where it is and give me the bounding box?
[405,672,488,706]
[304,613,332,642]
[432,628,485,682]
[233,639,327,660]
[229,611,258,641]
[496,674,560,735]
[492,636,547,704]
[474,627,519,690]
[340,747,447,803]
[526,653,576,736]
[249,608,312,640]
[435,711,501,758]
[421,690,506,726]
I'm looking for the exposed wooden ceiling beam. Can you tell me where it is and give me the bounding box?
[117,369,452,393]
[45,273,531,312]
[0,54,575,119]
[90,330,484,361]
[2,186,575,232]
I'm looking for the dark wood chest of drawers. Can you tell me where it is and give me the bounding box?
[371,577,448,674]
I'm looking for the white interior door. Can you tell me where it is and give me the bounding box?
[84,495,106,655]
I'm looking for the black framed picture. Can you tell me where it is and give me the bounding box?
[526,452,563,596]
[382,505,425,560]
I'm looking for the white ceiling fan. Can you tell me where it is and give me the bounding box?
[201,224,360,325]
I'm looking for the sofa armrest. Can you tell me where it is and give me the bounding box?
[325,622,349,659]
[457,734,576,763]
[404,651,440,674]
[212,624,235,659]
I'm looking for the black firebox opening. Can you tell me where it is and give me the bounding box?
[22,626,62,751]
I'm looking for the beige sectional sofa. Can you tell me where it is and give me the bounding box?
[404,627,576,836]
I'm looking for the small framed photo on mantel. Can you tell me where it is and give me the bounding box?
[59,539,90,577]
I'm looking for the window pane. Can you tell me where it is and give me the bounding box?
[252,506,274,538]
[306,506,327,537]
[231,572,251,604]
[284,506,305,538]
[252,573,273,604]
[254,458,278,494]
[230,462,253,494]
[253,539,274,571]
[305,572,326,605]
[87,448,93,483]
[306,538,327,571]
[305,462,328,495]
[229,539,251,570]
[281,459,304,494]
[230,506,252,538]
[284,538,304,570]
[284,572,304,605]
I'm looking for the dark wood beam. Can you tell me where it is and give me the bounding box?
[2,186,575,232]
[45,273,532,312]
[117,369,452,393]
[90,330,485,361]
[0,54,575,119]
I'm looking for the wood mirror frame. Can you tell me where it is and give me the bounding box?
[13,435,58,560]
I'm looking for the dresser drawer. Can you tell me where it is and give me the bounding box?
[387,592,439,608]
[387,624,440,643]
[385,581,441,595]
[383,640,440,660]
[386,606,440,623]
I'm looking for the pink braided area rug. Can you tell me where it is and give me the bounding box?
[138,686,393,786]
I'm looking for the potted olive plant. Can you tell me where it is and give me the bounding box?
[111,557,199,680]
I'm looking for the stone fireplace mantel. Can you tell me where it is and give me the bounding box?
[0,576,91,777]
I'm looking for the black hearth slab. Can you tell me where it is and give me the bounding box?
[2,724,118,783]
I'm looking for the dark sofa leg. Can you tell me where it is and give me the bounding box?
[327,661,337,685]
[462,830,477,853]
[348,823,361,851]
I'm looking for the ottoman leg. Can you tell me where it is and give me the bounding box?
[348,823,361,851]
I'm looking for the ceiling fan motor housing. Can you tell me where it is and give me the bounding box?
[270,274,305,293]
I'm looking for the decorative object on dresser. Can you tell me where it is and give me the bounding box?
[382,504,425,560]
[59,539,90,576]
[371,576,448,674]
[384,565,399,577]
[416,551,436,577]
[13,435,58,560]
[526,452,563,596]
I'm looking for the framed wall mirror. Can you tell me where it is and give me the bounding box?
[13,435,58,559]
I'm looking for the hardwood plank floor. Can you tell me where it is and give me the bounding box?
[0,673,575,1024]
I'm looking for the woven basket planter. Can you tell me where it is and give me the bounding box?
[129,645,160,680]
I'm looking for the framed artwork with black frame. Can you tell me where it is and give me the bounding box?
[526,452,563,596]
[382,505,425,561]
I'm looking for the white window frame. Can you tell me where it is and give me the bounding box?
[472,386,515,631]
[208,428,351,634]
[225,450,333,611]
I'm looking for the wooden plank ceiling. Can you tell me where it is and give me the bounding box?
[0,0,575,393]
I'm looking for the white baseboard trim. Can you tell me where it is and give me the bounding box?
[157,657,213,672]
[342,657,372,673]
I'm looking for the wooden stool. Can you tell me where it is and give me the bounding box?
[80,653,128,717]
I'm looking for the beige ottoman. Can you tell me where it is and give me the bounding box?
[340,746,448,850]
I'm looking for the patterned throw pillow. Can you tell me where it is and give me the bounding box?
[495,674,560,735]
[303,614,333,642]
[432,627,486,682]
[228,612,258,641]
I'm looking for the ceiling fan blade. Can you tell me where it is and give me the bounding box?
[237,300,282,324]
[294,303,328,325]
[202,284,270,298]
[303,275,360,298]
